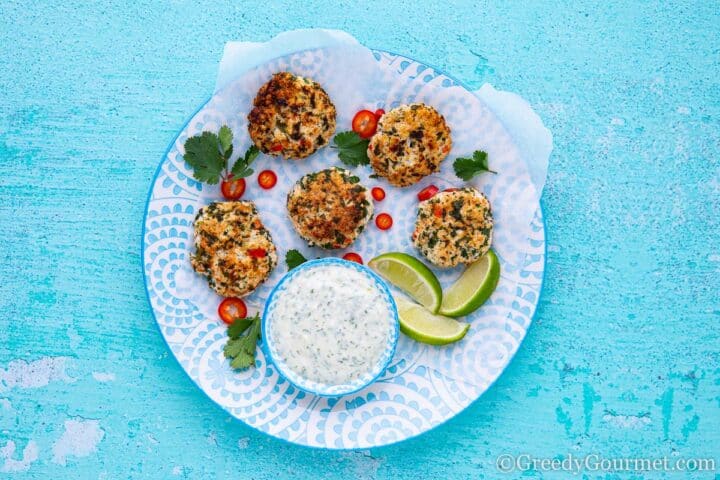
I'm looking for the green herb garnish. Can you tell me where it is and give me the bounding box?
[218,125,233,158]
[223,313,262,369]
[183,125,258,184]
[332,131,370,167]
[285,249,308,270]
[183,131,227,184]
[231,145,259,179]
[453,150,496,181]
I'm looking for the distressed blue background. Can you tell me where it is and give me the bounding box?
[1,1,719,478]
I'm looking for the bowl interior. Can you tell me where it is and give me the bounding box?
[262,258,399,396]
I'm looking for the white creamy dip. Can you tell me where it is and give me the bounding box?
[267,263,394,386]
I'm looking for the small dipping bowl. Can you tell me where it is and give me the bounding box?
[262,258,399,396]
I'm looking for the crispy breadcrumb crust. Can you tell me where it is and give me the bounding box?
[368,103,452,187]
[412,187,493,268]
[248,72,336,159]
[286,168,374,249]
[191,201,277,297]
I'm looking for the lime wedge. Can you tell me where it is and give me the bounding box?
[439,250,500,317]
[368,252,442,313]
[394,295,469,345]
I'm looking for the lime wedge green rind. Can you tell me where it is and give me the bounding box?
[368,252,443,313]
[394,295,469,345]
[439,250,500,317]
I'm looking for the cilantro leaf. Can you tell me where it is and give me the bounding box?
[184,127,259,185]
[230,145,260,179]
[218,125,233,156]
[347,175,360,184]
[453,150,496,181]
[223,313,261,370]
[244,144,260,163]
[285,249,308,270]
[332,131,370,167]
[230,350,256,370]
[224,334,248,357]
[183,131,226,184]
[227,317,253,339]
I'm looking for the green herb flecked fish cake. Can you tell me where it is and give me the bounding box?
[412,187,493,268]
[191,201,277,297]
[248,72,336,160]
[286,168,374,249]
[368,103,452,187]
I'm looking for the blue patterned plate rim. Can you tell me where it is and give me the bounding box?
[261,258,399,397]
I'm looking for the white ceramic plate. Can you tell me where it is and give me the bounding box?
[142,48,545,449]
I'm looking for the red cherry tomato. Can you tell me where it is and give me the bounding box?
[342,252,363,264]
[248,248,267,258]
[258,170,277,190]
[417,185,439,201]
[374,109,385,119]
[218,297,247,325]
[271,143,283,152]
[371,187,386,201]
[352,110,378,139]
[443,188,459,193]
[433,206,444,218]
[375,213,393,230]
[220,176,246,200]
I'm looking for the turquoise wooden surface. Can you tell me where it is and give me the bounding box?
[1,1,718,478]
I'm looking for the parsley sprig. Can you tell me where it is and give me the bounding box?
[453,150,496,181]
[331,131,370,167]
[223,313,262,369]
[183,125,259,184]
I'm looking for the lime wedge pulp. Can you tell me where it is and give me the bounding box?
[394,295,469,345]
[439,250,500,317]
[368,252,442,313]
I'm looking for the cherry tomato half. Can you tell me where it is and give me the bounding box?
[221,176,246,200]
[271,143,283,152]
[375,213,393,230]
[374,109,385,119]
[417,185,439,201]
[443,188,459,193]
[352,110,378,139]
[433,206,444,218]
[247,248,267,258]
[342,252,363,264]
[371,187,386,201]
[258,170,277,190]
[218,297,247,325]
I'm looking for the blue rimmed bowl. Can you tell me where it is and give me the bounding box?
[261,258,399,397]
